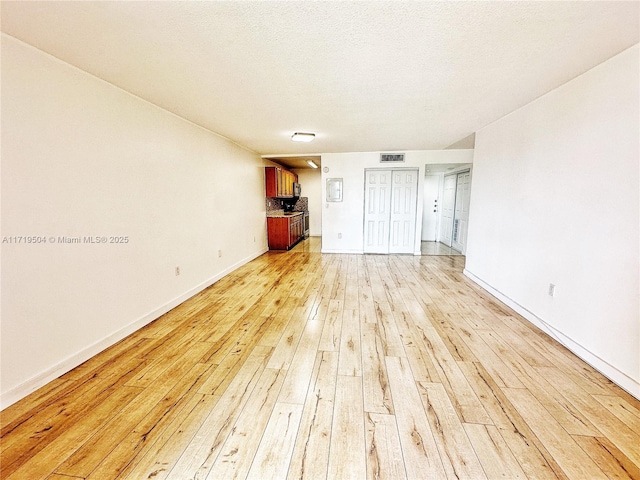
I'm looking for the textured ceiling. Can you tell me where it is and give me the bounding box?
[2,1,638,157]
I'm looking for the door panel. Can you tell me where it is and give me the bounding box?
[364,170,392,253]
[389,170,418,254]
[452,171,471,253]
[440,174,456,247]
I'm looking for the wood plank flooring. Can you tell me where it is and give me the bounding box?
[2,237,639,479]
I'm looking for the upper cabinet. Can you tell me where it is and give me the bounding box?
[265,166,298,198]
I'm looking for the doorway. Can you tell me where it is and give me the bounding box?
[439,169,471,253]
[364,169,418,254]
[421,164,472,255]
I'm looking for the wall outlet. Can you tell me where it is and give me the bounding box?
[175,266,180,276]
[548,283,556,297]
[218,249,222,258]
[338,233,342,239]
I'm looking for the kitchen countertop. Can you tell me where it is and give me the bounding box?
[266,211,304,218]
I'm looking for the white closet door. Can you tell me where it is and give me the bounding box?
[389,170,418,254]
[452,171,471,253]
[440,174,457,247]
[364,169,392,253]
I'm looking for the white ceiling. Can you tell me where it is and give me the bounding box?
[2,1,638,158]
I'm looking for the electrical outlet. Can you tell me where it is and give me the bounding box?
[175,266,180,276]
[338,233,342,239]
[548,283,556,297]
[218,249,222,258]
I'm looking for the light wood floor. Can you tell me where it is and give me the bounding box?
[2,237,639,480]
[420,241,463,256]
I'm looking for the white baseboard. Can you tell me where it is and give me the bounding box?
[319,249,420,255]
[0,248,268,410]
[463,269,640,400]
[320,248,365,254]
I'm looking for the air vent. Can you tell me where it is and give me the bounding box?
[380,153,405,163]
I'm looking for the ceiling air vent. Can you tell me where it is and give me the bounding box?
[380,153,405,163]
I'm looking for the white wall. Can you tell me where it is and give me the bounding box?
[465,44,639,397]
[1,35,268,408]
[320,150,474,253]
[293,168,322,236]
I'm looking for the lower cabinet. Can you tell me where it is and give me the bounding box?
[267,214,304,250]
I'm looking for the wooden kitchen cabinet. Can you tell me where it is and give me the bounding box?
[267,214,304,250]
[283,170,296,197]
[289,214,303,246]
[265,166,279,197]
[265,166,298,198]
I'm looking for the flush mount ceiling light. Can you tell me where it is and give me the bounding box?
[307,160,318,168]
[291,132,315,143]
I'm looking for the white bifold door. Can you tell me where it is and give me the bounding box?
[451,171,471,252]
[439,174,457,247]
[439,169,471,253]
[364,169,418,254]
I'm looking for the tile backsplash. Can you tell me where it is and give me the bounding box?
[265,198,283,212]
[293,197,308,212]
[266,197,308,212]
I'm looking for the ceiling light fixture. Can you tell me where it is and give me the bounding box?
[307,160,318,169]
[291,132,315,143]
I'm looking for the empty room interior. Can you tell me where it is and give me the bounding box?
[1,2,639,479]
